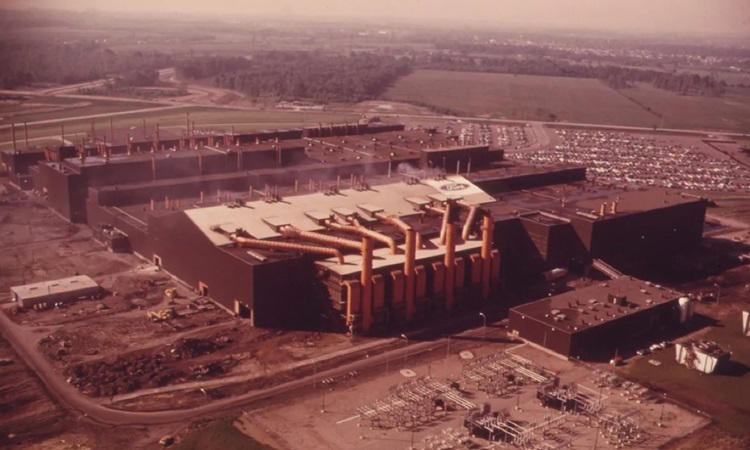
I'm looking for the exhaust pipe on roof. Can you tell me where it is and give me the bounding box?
[228,232,345,264]
[459,204,480,240]
[279,225,361,251]
[325,220,397,254]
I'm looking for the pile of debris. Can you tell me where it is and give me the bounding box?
[65,332,236,397]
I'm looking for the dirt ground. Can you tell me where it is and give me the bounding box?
[237,341,709,450]
[0,183,361,414]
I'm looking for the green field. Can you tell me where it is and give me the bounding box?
[174,421,274,450]
[619,84,750,132]
[383,69,750,132]
[0,106,359,148]
[383,70,658,126]
[0,96,158,127]
[619,321,750,435]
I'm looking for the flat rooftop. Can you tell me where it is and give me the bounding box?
[187,175,495,246]
[10,275,99,301]
[492,183,703,223]
[510,276,682,334]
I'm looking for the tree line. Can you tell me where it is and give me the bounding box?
[176,51,412,103]
[422,51,728,96]
[0,40,171,89]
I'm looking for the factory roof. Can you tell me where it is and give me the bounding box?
[510,276,682,334]
[492,183,703,223]
[186,175,495,246]
[10,275,100,301]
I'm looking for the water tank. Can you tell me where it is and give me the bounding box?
[678,296,691,324]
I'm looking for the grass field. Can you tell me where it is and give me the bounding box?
[0,96,157,127]
[619,84,750,132]
[0,106,359,148]
[619,320,750,435]
[383,70,658,126]
[174,421,274,450]
[383,69,750,132]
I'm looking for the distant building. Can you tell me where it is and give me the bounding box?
[10,275,101,309]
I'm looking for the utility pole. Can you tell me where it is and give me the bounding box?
[479,312,487,341]
[401,334,409,366]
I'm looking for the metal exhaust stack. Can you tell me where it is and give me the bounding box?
[360,236,374,333]
[444,222,457,310]
[439,201,452,244]
[480,213,493,300]
[461,204,479,240]
[404,228,416,321]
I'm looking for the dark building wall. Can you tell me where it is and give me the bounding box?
[94,173,251,207]
[421,146,492,169]
[155,155,200,179]
[569,300,678,359]
[35,163,87,222]
[147,212,255,312]
[590,201,706,263]
[252,256,328,329]
[86,200,153,257]
[509,309,572,355]
[1,150,46,176]
[201,152,236,175]
[75,159,154,186]
[474,167,586,194]
[548,223,591,271]
[494,217,545,285]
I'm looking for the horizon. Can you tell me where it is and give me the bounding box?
[2,0,750,39]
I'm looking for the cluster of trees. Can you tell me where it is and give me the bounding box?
[0,40,171,89]
[422,53,727,96]
[176,51,412,103]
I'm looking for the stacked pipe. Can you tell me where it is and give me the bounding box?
[374,213,417,321]
[444,222,457,310]
[324,220,397,254]
[278,225,360,251]
[480,214,493,300]
[360,237,374,332]
[229,233,344,264]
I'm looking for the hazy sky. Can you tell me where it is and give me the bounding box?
[7,0,750,36]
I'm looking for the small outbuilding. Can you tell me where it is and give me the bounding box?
[10,275,102,309]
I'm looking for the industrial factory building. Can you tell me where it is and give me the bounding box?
[10,275,102,309]
[509,277,684,358]
[5,117,708,335]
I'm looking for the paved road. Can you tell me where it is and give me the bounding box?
[0,303,499,426]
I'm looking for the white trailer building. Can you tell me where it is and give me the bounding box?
[675,340,730,374]
[10,275,101,309]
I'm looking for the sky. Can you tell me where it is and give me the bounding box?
[6,0,750,36]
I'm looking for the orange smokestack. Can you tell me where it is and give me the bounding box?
[444,222,456,310]
[480,213,493,300]
[360,236,374,333]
